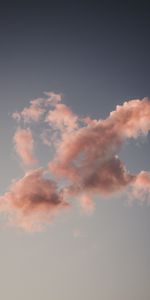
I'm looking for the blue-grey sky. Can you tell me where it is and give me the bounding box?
[0,1,150,299]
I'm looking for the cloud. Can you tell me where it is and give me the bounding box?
[14,128,37,166]
[43,92,62,106]
[108,98,150,138]
[45,103,78,132]
[79,194,95,214]
[12,92,62,123]
[1,93,150,231]
[0,169,69,231]
[131,171,150,203]
[49,98,150,200]
[12,98,45,123]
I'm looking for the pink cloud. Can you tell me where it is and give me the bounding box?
[0,169,69,231]
[2,94,150,231]
[49,98,150,199]
[45,103,78,132]
[131,171,150,203]
[108,98,150,138]
[79,194,95,214]
[12,98,45,123]
[14,128,37,166]
[12,92,62,123]
[43,92,62,105]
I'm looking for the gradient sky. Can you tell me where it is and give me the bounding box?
[0,1,150,299]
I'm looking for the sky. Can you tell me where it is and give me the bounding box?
[0,1,150,299]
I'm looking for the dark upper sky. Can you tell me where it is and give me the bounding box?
[1,1,150,116]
